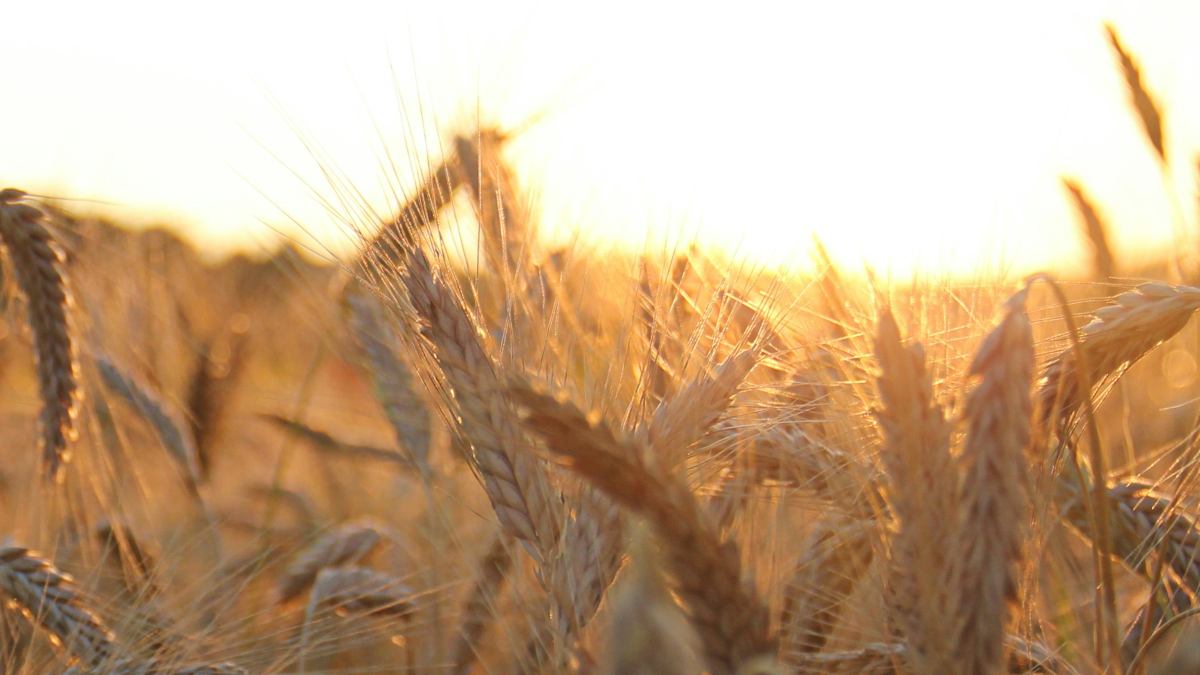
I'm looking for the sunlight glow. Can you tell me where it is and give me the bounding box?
[2,0,1197,277]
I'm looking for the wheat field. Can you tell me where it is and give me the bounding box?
[0,21,1199,675]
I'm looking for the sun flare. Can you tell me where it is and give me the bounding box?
[2,0,1197,278]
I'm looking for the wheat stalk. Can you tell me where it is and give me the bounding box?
[0,189,79,479]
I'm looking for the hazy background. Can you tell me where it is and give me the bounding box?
[1,0,1196,277]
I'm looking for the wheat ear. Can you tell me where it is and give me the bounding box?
[498,382,631,672]
[793,638,1073,675]
[307,566,413,619]
[343,285,432,470]
[509,383,778,675]
[363,157,459,268]
[1058,478,1200,589]
[453,129,527,278]
[780,517,875,660]
[0,545,118,668]
[451,534,513,675]
[598,526,702,675]
[1061,179,1116,280]
[644,349,758,467]
[96,354,202,488]
[401,248,564,561]
[184,327,247,479]
[1105,23,1166,163]
[954,289,1035,675]
[0,189,79,479]
[261,413,418,470]
[872,309,958,674]
[276,519,383,603]
[1037,283,1200,433]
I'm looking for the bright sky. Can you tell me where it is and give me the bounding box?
[2,1,1197,277]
